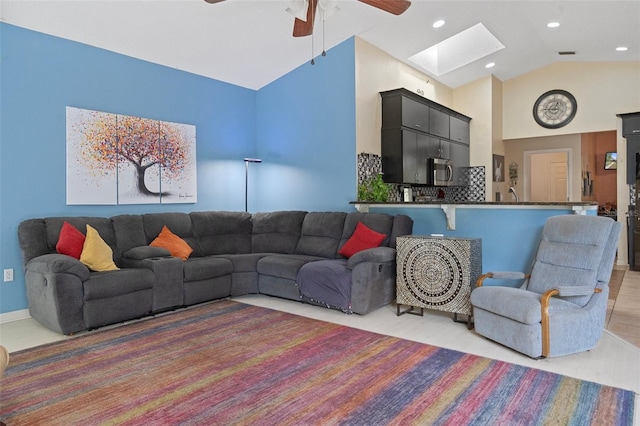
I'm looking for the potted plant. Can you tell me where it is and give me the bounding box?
[358,174,390,202]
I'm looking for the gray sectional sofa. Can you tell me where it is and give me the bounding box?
[18,211,413,335]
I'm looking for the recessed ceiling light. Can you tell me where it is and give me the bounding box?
[616,46,628,51]
[433,20,445,28]
[547,22,560,28]
[485,62,495,68]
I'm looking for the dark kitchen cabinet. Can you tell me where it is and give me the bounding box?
[450,116,470,144]
[380,88,471,186]
[619,112,640,184]
[382,129,429,184]
[429,108,450,139]
[429,137,449,159]
[382,95,429,131]
[449,141,470,185]
[626,137,640,184]
[621,112,640,137]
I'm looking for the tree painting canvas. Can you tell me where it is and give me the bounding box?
[66,107,197,205]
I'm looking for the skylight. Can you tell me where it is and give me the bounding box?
[408,23,505,77]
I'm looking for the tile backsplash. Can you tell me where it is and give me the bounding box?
[357,153,486,202]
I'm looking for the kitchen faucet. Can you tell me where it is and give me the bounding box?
[509,186,519,202]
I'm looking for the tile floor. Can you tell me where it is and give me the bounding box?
[607,266,640,348]
[1,268,639,424]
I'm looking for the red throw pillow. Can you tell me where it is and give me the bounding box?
[338,222,386,258]
[56,221,86,259]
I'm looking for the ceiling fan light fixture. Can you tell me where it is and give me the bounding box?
[319,0,340,19]
[286,0,309,21]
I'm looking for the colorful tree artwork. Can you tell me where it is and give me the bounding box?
[66,107,196,205]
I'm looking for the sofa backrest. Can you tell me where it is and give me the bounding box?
[19,211,415,266]
[527,215,620,306]
[339,212,395,249]
[295,212,348,258]
[18,216,121,266]
[251,211,307,254]
[112,214,148,255]
[141,212,201,256]
[190,211,252,255]
[389,214,414,249]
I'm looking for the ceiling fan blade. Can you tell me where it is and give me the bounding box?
[358,0,411,15]
[293,0,318,37]
[203,0,225,4]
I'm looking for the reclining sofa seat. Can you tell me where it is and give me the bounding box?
[18,216,156,335]
[18,210,413,335]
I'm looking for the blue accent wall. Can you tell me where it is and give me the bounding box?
[255,38,356,212]
[0,24,357,314]
[0,23,257,313]
[370,206,597,287]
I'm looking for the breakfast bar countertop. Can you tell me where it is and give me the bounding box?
[350,201,598,206]
[350,201,598,230]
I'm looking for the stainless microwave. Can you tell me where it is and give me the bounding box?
[427,157,452,186]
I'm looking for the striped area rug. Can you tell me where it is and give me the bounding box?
[0,300,634,425]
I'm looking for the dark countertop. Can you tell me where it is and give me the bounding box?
[350,201,598,206]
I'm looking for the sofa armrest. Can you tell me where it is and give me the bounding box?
[346,247,396,269]
[123,246,171,260]
[26,254,90,281]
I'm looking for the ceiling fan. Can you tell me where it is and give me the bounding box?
[203,0,411,37]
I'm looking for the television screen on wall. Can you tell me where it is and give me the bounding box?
[604,152,617,170]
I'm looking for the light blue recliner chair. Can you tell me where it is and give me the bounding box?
[470,215,621,359]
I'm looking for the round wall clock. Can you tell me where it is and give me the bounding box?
[533,89,577,129]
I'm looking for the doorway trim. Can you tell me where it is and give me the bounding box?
[523,148,573,202]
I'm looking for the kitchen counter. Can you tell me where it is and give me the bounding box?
[351,201,597,230]
[351,201,602,282]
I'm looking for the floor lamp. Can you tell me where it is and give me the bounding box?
[244,158,262,212]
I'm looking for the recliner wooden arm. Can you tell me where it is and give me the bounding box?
[540,287,603,357]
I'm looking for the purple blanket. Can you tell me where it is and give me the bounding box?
[297,259,352,313]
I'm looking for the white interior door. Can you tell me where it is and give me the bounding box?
[529,152,569,202]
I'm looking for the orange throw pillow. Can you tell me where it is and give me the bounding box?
[150,225,193,261]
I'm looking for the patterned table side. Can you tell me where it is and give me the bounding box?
[396,237,482,315]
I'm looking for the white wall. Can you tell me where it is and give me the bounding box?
[503,62,640,140]
[354,38,453,155]
[453,76,496,201]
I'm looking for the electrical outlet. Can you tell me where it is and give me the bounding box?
[3,269,14,282]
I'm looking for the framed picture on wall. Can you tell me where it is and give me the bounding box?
[493,154,505,182]
[604,152,617,170]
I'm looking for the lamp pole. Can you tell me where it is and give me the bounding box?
[244,158,262,212]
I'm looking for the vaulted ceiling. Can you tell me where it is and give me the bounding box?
[2,0,639,90]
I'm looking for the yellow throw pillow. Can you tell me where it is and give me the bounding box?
[80,225,120,272]
[150,225,193,261]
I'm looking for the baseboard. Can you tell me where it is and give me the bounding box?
[0,309,31,324]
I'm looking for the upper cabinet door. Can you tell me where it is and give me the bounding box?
[622,113,640,137]
[382,93,429,131]
[401,97,429,131]
[429,108,450,139]
[450,116,470,144]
